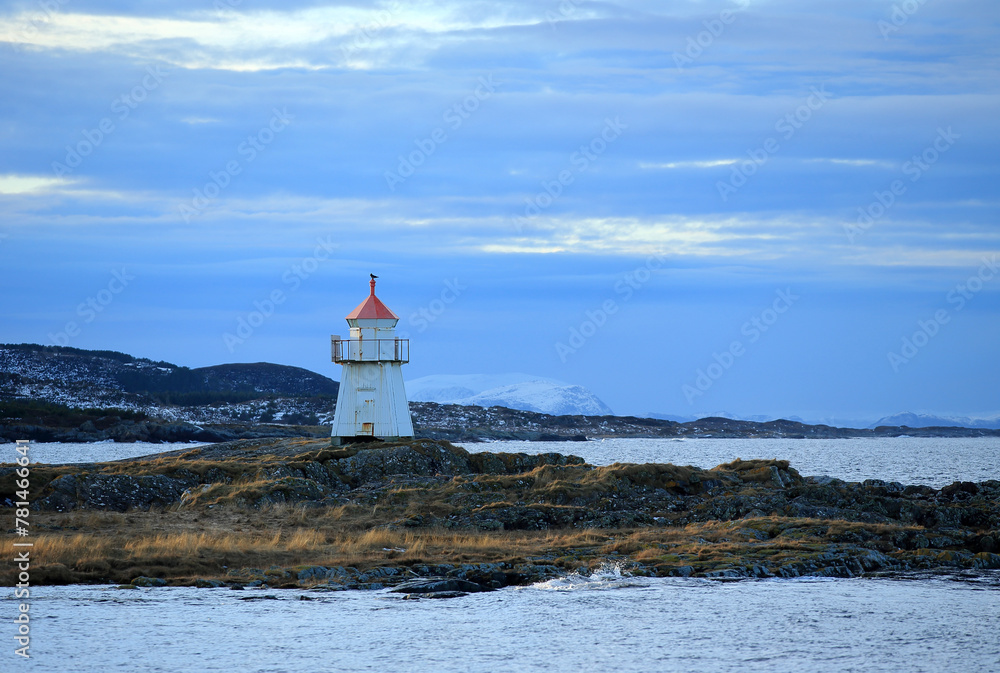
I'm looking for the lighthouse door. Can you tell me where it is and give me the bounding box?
[356,386,376,435]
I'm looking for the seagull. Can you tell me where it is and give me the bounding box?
[370,273,379,279]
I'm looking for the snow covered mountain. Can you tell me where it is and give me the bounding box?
[647,411,806,424]
[869,412,1000,430]
[406,373,614,417]
[0,343,338,425]
[648,410,1000,430]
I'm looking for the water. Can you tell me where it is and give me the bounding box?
[458,437,1000,488]
[3,437,997,488]
[0,441,208,465]
[4,437,999,671]
[10,572,1000,673]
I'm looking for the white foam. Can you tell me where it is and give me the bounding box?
[527,561,650,591]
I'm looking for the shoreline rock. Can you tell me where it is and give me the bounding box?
[2,438,998,587]
[140,554,1000,593]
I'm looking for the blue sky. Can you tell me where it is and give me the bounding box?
[1,0,998,422]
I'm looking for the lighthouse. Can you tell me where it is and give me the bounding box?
[330,276,414,445]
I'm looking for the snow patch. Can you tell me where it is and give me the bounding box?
[407,373,613,417]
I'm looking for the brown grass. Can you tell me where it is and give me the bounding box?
[0,504,925,587]
[0,494,614,586]
[0,441,933,586]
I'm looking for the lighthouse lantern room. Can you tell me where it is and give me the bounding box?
[330,276,414,445]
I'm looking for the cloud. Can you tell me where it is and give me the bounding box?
[639,160,739,169]
[0,3,569,71]
[0,174,76,194]
[2,0,998,418]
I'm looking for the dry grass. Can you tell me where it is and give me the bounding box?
[0,502,616,585]
[581,517,923,569]
[0,504,925,587]
[482,462,700,498]
[333,527,607,564]
[0,440,933,586]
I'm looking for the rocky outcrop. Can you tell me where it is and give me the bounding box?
[3,438,998,585]
[389,577,491,595]
[9,442,998,534]
[223,562,565,593]
[39,472,192,512]
[4,439,586,511]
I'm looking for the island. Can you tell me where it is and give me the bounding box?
[2,438,997,596]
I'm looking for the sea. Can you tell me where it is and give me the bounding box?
[4,435,996,486]
[3,437,999,672]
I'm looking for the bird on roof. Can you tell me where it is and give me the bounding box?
[370,273,378,279]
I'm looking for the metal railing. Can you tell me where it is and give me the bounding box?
[331,337,409,363]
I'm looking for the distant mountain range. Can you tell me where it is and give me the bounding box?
[648,412,804,425]
[405,373,614,417]
[868,412,1000,431]
[3,344,997,443]
[648,410,1000,431]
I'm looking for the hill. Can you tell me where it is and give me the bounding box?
[406,373,614,416]
[2,343,998,443]
[870,412,1000,431]
[0,344,339,439]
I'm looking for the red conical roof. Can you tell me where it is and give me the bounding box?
[345,278,399,320]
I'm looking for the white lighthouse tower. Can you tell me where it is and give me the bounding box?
[330,276,414,445]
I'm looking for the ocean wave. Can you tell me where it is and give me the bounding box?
[526,561,651,592]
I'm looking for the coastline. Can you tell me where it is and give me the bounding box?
[2,437,997,593]
[4,403,1000,445]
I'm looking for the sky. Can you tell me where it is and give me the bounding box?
[0,0,998,423]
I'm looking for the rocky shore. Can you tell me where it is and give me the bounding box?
[2,438,997,592]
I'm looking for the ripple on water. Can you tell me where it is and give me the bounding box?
[7,573,1000,673]
[459,436,1000,486]
[3,437,997,487]
[0,441,208,465]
